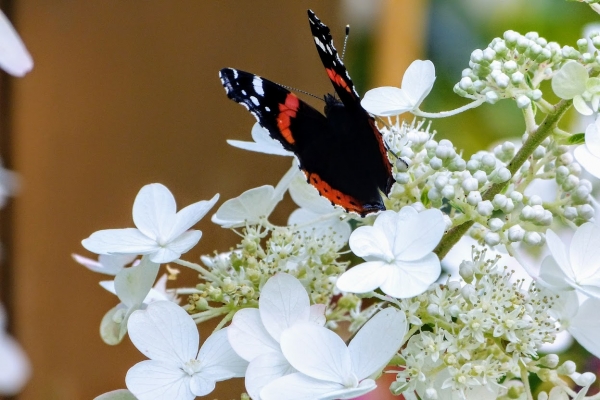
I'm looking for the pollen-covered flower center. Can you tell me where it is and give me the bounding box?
[182,358,202,376]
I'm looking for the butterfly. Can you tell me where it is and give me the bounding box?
[220,9,393,217]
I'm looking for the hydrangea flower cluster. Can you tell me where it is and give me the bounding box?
[79,6,600,400]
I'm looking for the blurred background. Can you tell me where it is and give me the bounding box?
[0,0,597,399]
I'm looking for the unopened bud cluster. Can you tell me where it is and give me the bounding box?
[188,224,356,323]
[453,30,598,108]
[392,248,558,399]
[379,119,593,249]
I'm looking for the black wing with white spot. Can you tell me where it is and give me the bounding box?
[307,9,360,107]
[219,67,329,153]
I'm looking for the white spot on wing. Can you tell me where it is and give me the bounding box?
[242,90,247,95]
[314,37,326,52]
[265,106,271,112]
[253,76,264,96]
[250,96,260,106]
[232,69,238,79]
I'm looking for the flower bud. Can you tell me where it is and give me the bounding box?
[477,200,494,216]
[511,71,525,84]
[524,231,542,246]
[578,204,594,220]
[489,218,504,232]
[441,185,455,199]
[429,157,443,170]
[516,95,531,108]
[510,191,523,203]
[529,195,542,206]
[466,190,482,205]
[539,354,559,368]
[564,207,577,220]
[485,90,499,104]
[558,360,576,375]
[508,225,525,242]
[395,172,410,184]
[484,232,500,246]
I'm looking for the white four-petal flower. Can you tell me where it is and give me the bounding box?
[260,307,407,400]
[336,207,445,298]
[227,273,325,400]
[82,183,218,263]
[540,223,600,299]
[212,162,296,228]
[361,60,436,116]
[72,253,137,275]
[574,116,600,179]
[552,60,600,116]
[126,301,247,400]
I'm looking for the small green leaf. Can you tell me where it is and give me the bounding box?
[421,188,430,207]
[568,133,585,145]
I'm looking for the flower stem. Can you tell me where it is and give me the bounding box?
[433,99,572,260]
[413,98,486,118]
[520,364,535,400]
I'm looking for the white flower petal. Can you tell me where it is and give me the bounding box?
[168,194,218,240]
[188,374,215,397]
[401,60,436,106]
[546,229,573,280]
[361,86,413,116]
[126,360,193,400]
[574,145,600,179]
[211,185,278,228]
[115,257,160,308]
[150,230,202,263]
[133,184,177,241]
[259,273,311,342]
[245,352,295,400]
[261,372,345,400]
[379,254,441,298]
[348,308,406,380]
[308,304,326,326]
[349,225,393,260]
[585,117,600,157]
[100,303,129,345]
[228,308,280,361]
[0,333,30,395]
[82,228,158,256]
[94,389,137,400]
[574,95,594,116]
[289,208,351,251]
[128,301,198,364]
[569,223,600,293]
[539,256,573,292]
[0,10,33,77]
[335,261,388,294]
[392,209,445,261]
[280,322,351,384]
[227,122,294,156]
[569,296,600,358]
[196,328,247,379]
[551,61,588,99]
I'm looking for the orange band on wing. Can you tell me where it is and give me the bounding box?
[304,170,363,214]
[325,68,352,94]
[277,94,300,144]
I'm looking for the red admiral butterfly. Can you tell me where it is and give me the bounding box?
[220,10,393,217]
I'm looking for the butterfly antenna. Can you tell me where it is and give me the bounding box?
[278,84,325,102]
[341,25,350,61]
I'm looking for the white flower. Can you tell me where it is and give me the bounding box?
[98,256,161,345]
[227,273,326,400]
[361,60,436,116]
[82,183,218,263]
[260,307,407,400]
[227,122,293,156]
[556,293,600,359]
[72,253,137,275]
[125,301,247,400]
[574,116,600,179]
[0,10,33,77]
[551,60,600,116]
[288,172,351,249]
[212,162,296,228]
[540,223,600,299]
[336,207,445,298]
[0,303,30,395]
[416,367,499,400]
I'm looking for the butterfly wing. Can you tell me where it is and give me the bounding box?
[220,68,386,216]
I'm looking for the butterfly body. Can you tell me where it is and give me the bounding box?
[220,10,392,216]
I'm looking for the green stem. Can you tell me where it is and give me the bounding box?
[433,99,572,260]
